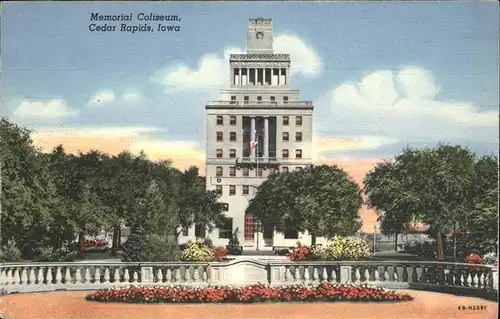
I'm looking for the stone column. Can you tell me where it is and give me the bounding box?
[251,117,256,158]
[246,68,250,86]
[264,117,269,159]
[285,69,290,86]
[239,68,242,86]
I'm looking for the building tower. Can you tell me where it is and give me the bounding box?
[203,18,315,250]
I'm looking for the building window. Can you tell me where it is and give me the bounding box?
[282,149,289,158]
[243,167,249,177]
[269,167,276,175]
[244,213,255,241]
[270,96,275,102]
[229,185,236,196]
[219,218,233,239]
[295,166,303,172]
[242,185,249,195]
[284,230,298,239]
[216,132,223,142]
[231,96,237,104]
[283,116,289,126]
[296,116,302,126]
[229,166,236,177]
[230,132,237,142]
[295,149,302,159]
[282,166,289,173]
[216,185,222,195]
[216,166,223,177]
[244,96,249,104]
[182,228,189,236]
[195,223,206,238]
[216,116,223,125]
[283,96,289,104]
[296,132,302,142]
[282,132,289,142]
[257,96,262,103]
[257,168,263,177]
[230,116,237,125]
[229,149,236,158]
[216,149,223,158]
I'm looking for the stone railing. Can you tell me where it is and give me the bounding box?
[1,260,497,297]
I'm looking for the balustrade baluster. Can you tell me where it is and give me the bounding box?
[295,267,300,282]
[446,267,454,285]
[54,267,62,284]
[37,268,44,284]
[384,267,389,281]
[331,268,337,282]
[157,269,163,283]
[466,272,472,287]
[13,268,20,285]
[364,268,370,283]
[185,266,191,282]
[46,268,53,285]
[202,267,208,281]
[373,268,379,281]
[479,272,485,288]
[0,269,5,286]
[304,266,310,281]
[472,271,479,287]
[415,266,423,283]
[313,267,319,281]
[175,268,181,282]
[103,268,110,284]
[322,267,328,282]
[84,268,91,284]
[6,269,13,285]
[132,271,138,283]
[75,268,82,284]
[193,266,200,281]
[21,268,28,284]
[28,268,36,284]
[165,268,172,282]
[354,267,361,284]
[94,267,101,284]
[113,268,120,283]
[64,268,71,284]
[123,269,130,283]
[387,266,394,282]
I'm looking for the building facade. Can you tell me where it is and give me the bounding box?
[181,18,323,250]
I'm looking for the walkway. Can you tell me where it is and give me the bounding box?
[0,290,496,319]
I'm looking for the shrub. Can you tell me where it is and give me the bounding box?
[34,247,76,262]
[86,283,414,303]
[121,232,180,262]
[180,241,215,262]
[213,246,228,261]
[341,237,372,260]
[227,227,242,255]
[287,243,313,261]
[465,253,483,265]
[0,239,22,262]
[483,252,498,266]
[121,232,149,262]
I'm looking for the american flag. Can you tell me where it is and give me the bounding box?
[250,140,258,149]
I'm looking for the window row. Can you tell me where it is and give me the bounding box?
[181,222,299,240]
[215,166,302,177]
[230,95,289,103]
[216,131,303,142]
[216,115,302,126]
[215,149,303,159]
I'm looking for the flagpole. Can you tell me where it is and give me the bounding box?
[255,130,259,173]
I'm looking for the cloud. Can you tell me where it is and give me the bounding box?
[121,90,143,102]
[87,89,116,107]
[151,34,321,93]
[317,67,499,148]
[12,99,78,120]
[274,34,322,77]
[313,136,398,158]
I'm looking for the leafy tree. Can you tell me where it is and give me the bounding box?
[364,161,414,251]
[248,164,363,246]
[177,166,226,236]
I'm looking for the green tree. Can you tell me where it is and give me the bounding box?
[248,164,363,246]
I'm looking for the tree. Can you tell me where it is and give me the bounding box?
[177,166,226,236]
[364,144,478,260]
[364,161,413,251]
[248,164,363,246]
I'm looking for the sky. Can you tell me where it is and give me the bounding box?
[2,1,499,233]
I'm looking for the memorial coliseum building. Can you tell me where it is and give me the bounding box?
[180,18,326,250]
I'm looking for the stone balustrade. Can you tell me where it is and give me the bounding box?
[1,260,497,297]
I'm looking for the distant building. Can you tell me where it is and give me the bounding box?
[180,18,322,250]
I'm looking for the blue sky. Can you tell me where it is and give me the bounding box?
[2,1,499,165]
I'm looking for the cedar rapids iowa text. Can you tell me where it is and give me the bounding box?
[89,13,181,33]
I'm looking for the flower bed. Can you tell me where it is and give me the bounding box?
[180,240,228,262]
[85,283,413,304]
[287,236,372,261]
